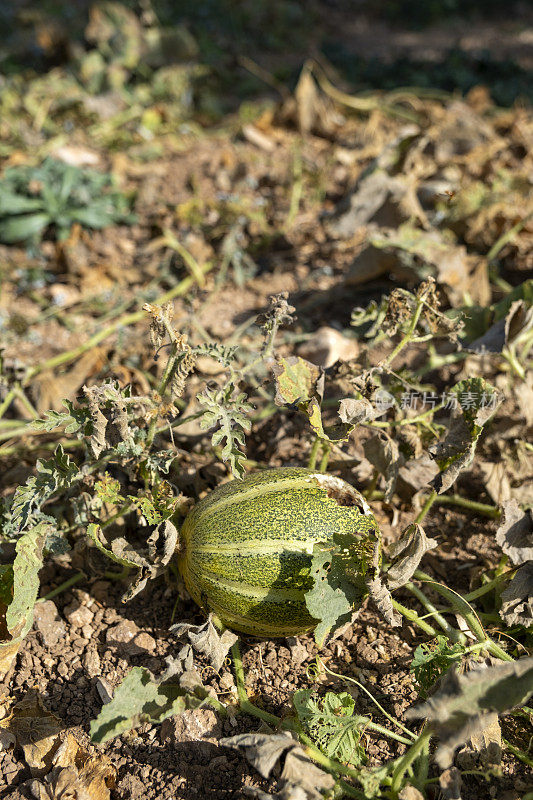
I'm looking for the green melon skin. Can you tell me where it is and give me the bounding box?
[177,467,381,638]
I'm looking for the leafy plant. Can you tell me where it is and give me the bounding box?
[0,157,135,244]
[410,636,468,697]
[293,689,368,767]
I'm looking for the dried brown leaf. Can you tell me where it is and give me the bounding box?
[406,657,533,768]
[0,691,61,777]
[495,500,533,565]
[170,614,238,673]
[364,432,402,503]
[500,562,533,628]
[387,523,437,590]
[220,732,335,800]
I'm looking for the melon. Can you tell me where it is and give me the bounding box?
[177,467,380,638]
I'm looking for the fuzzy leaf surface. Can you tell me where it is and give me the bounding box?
[90,666,202,744]
[406,656,533,767]
[0,523,49,678]
[429,377,501,493]
[305,533,370,646]
[293,689,368,766]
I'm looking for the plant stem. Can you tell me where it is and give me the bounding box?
[464,572,513,601]
[145,342,179,449]
[308,437,321,470]
[404,582,466,644]
[503,738,533,768]
[319,442,331,472]
[423,493,500,519]
[379,298,424,370]
[390,729,432,796]
[415,489,437,524]
[0,389,16,420]
[319,659,417,741]
[39,571,85,601]
[14,386,39,418]
[391,599,439,637]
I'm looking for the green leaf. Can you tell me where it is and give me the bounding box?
[0,212,50,243]
[197,382,252,479]
[31,400,91,435]
[0,523,49,678]
[305,532,371,646]
[293,689,368,766]
[0,192,44,214]
[9,445,80,533]
[87,523,139,570]
[410,636,467,697]
[272,356,322,406]
[89,666,202,744]
[429,377,502,494]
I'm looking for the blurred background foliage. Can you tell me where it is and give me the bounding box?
[1,0,531,112]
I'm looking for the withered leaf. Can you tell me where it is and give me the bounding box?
[396,455,438,499]
[0,691,61,777]
[365,536,400,627]
[495,499,533,565]
[170,614,238,673]
[338,397,374,425]
[87,519,178,601]
[387,523,437,590]
[429,377,502,494]
[25,735,115,800]
[406,657,533,768]
[468,299,533,355]
[271,356,323,407]
[364,432,402,503]
[366,574,401,627]
[220,732,335,800]
[500,562,533,628]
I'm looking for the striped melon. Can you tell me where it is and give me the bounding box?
[177,467,380,638]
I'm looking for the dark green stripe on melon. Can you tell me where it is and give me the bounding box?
[177,467,380,638]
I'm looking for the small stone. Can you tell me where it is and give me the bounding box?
[286,637,308,667]
[81,624,93,640]
[96,677,114,704]
[83,647,101,678]
[218,672,235,691]
[106,619,139,649]
[125,632,156,655]
[57,661,69,678]
[64,603,94,628]
[399,788,425,800]
[160,708,219,746]
[33,600,66,647]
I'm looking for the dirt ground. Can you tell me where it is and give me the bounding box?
[0,2,532,799]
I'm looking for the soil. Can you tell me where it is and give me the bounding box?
[1,4,532,800]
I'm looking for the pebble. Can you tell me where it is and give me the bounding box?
[218,672,235,691]
[106,619,139,646]
[286,637,308,667]
[64,603,94,628]
[96,677,114,704]
[126,632,157,655]
[57,662,69,678]
[83,648,101,678]
[33,600,66,647]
